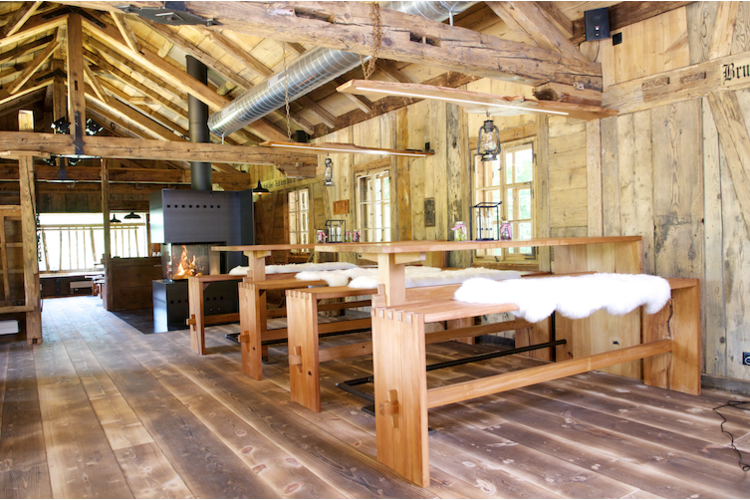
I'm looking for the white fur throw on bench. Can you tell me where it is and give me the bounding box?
[296,266,440,287]
[454,273,671,323]
[327,267,520,289]
[229,262,358,276]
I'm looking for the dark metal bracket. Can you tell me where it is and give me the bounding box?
[116,2,219,26]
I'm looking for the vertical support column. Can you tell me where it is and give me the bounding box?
[536,115,551,272]
[288,290,322,412]
[101,158,113,311]
[587,119,603,237]
[373,308,429,487]
[18,111,41,344]
[244,250,268,281]
[66,14,85,146]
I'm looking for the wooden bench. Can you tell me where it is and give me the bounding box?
[370,278,701,487]
[187,272,295,355]
[286,281,542,413]
[237,279,372,379]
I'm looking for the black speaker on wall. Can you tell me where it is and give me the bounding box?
[585,7,610,40]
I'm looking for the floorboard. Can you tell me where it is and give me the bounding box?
[0,296,746,498]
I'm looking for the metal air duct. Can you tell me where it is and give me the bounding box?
[207,1,476,138]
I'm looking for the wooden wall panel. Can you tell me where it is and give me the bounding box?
[651,99,704,280]
[687,2,720,64]
[548,117,588,236]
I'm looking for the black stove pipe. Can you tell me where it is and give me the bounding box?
[186,55,212,191]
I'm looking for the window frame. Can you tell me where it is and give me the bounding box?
[355,168,392,243]
[287,187,311,252]
[473,138,537,263]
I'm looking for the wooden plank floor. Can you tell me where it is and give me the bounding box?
[0,296,748,498]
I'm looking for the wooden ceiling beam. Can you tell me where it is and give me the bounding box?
[0,9,68,51]
[84,85,184,142]
[6,38,60,95]
[85,101,150,140]
[96,79,188,139]
[535,2,574,38]
[0,1,43,38]
[296,95,336,129]
[0,132,319,167]
[143,22,255,90]
[201,29,274,79]
[83,61,109,104]
[335,78,371,114]
[0,34,54,66]
[485,2,590,64]
[375,60,414,84]
[82,16,287,142]
[0,89,45,119]
[0,75,53,108]
[111,11,141,54]
[173,1,601,88]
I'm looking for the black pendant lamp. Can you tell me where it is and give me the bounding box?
[109,214,121,223]
[123,211,141,220]
[253,180,270,195]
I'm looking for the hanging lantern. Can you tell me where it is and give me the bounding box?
[324,157,335,187]
[477,117,501,161]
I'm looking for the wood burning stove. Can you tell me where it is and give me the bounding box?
[150,189,254,331]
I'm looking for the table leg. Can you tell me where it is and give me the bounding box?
[187,277,205,355]
[378,254,405,306]
[373,308,429,487]
[288,290,322,412]
[239,282,264,380]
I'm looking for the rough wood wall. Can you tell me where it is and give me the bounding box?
[254,5,750,382]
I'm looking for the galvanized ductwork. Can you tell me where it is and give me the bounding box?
[207,1,476,138]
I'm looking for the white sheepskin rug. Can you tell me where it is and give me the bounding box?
[454,273,671,323]
[296,266,442,287]
[346,267,521,289]
[228,261,358,276]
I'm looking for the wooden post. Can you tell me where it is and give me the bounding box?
[101,158,113,311]
[238,282,264,379]
[536,115,552,272]
[372,308,429,487]
[18,110,41,344]
[66,14,85,142]
[187,277,205,354]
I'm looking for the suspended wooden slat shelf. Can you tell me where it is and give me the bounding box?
[337,80,617,121]
[259,141,435,158]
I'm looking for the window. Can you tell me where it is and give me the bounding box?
[38,213,148,272]
[474,141,535,261]
[288,188,310,251]
[357,170,391,242]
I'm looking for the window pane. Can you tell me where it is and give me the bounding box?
[300,211,308,231]
[383,176,390,199]
[289,215,297,232]
[506,188,514,218]
[506,152,513,183]
[288,192,297,211]
[491,161,501,187]
[519,188,531,219]
[516,148,533,182]
[518,221,532,239]
[384,203,390,227]
[300,189,308,210]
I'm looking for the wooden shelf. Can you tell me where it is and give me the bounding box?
[337,80,618,121]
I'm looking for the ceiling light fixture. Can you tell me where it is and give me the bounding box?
[260,141,433,158]
[252,180,270,195]
[123,211,141,220]
[324,157,335,187]
[354,85,569,116]
[109,215,121,223]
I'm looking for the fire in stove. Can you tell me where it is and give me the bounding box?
[162,243,213,280]
[174,245,203,279]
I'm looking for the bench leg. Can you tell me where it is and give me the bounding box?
[188,278,205,355]
[643,284,701,395]
[288,291,322,412]
[239,284,264,380]
[373,308,430,487]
